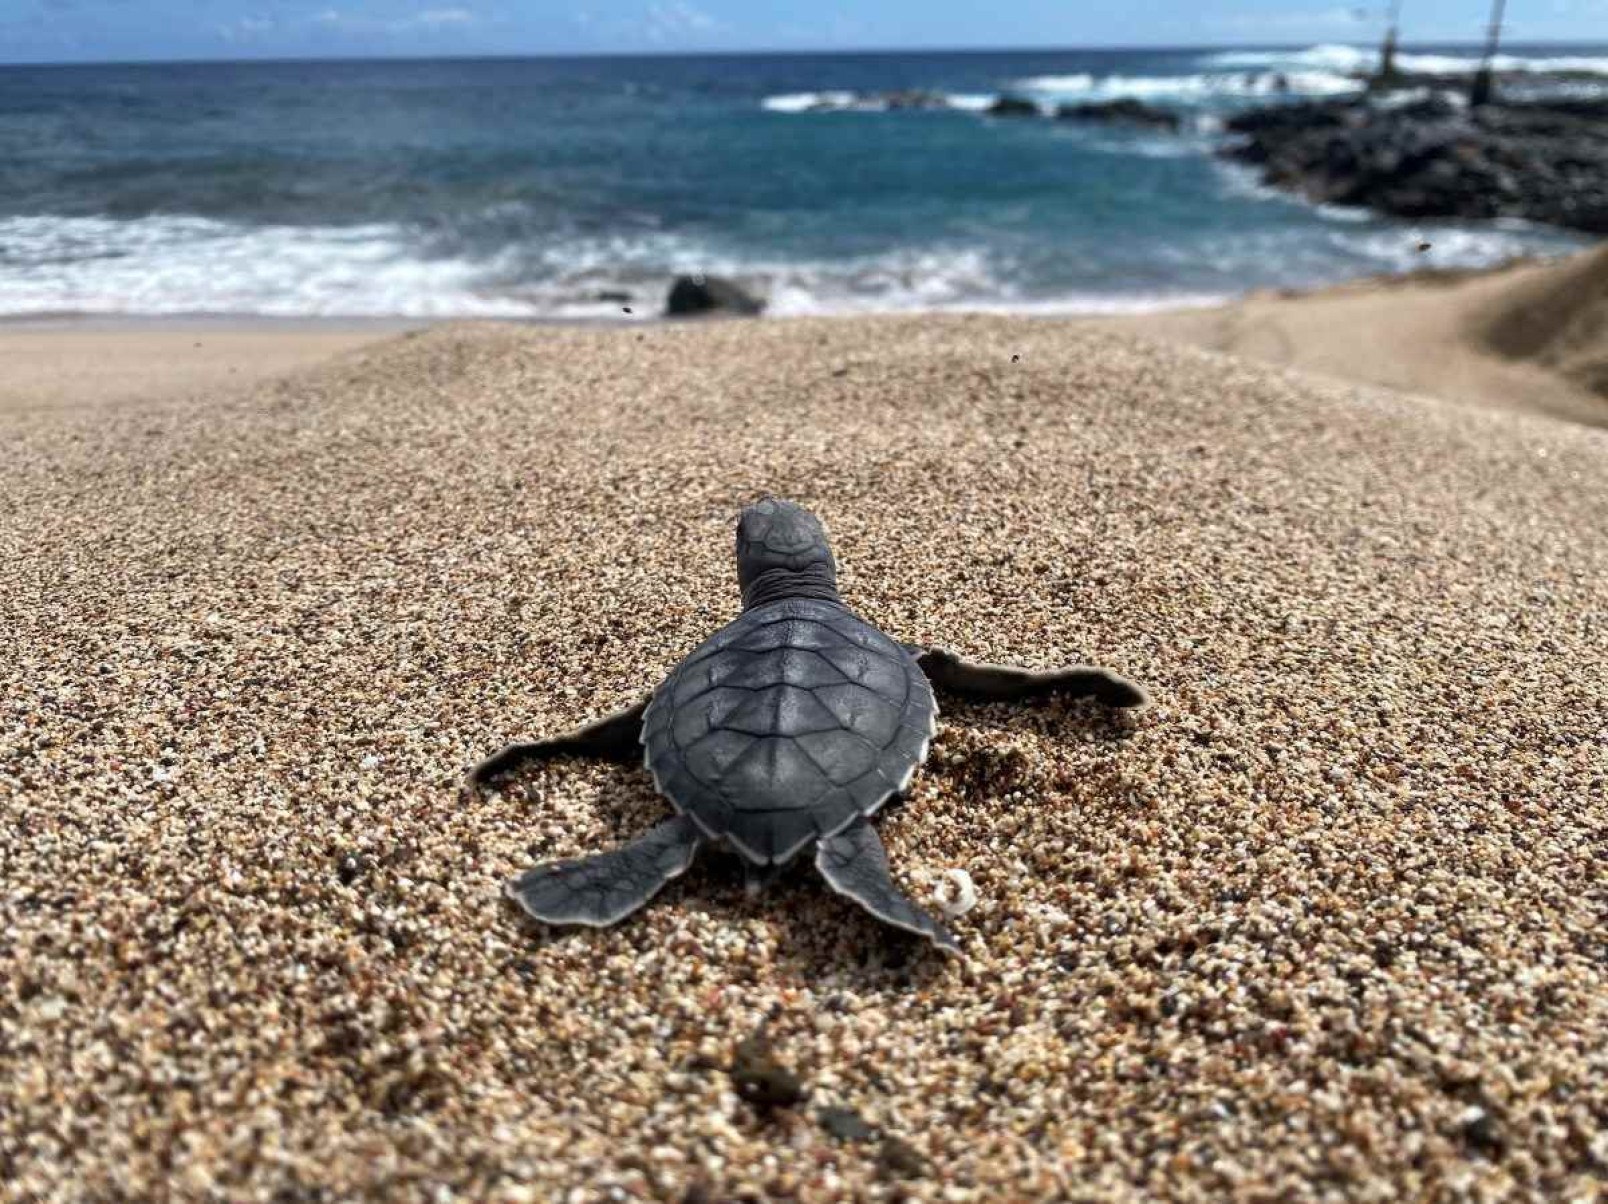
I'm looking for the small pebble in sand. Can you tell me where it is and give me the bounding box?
[729,1027,805,1111]
[934,868,978,917]
[817,1105,875,1143]
[878,1135,930,1180]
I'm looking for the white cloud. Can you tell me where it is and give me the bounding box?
[303,6,477,35]
[403,8,475,28]
[570,1,726,46]
[643,0,723,42]
[216,14,274,42]
[1211,7,1364,31]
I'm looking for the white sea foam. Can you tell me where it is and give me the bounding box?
[720,246,1232,316]
[1398,50,1608,75]
[1205,43,1608,77]
[761,89,1046,114]
[1205,44,1375,71]
[1329,224,1580,272]
[760,90,861,113]
[0,213,1231,319]
[0,214,535,317]
[0,208,1583,322]
[1015,70,1362,101]
[1014,73,1095,93]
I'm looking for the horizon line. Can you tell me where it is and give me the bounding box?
[6,37,1608,70]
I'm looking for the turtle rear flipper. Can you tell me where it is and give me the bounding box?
[470,696,650,789]
[816,819,959,954]
[506,814,700,928]
[912,647,1147,709]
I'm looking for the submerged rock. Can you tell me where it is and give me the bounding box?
[664,274,765,318]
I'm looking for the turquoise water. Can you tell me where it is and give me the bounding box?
[0,44,1598,317]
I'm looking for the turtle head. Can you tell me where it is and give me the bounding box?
[736,497,840,610]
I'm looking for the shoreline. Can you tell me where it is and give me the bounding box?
[0,247,1577,331]
[4,247,1600,422]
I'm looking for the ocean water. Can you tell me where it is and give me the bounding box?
[0,44,1600,319]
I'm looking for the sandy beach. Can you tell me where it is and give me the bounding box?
[3,300,1607,1198]
[0,317,417,415]
[1095,244,1608,429]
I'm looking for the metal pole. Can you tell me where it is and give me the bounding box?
[1471,0,1506,105]
[1376,0,1404,89]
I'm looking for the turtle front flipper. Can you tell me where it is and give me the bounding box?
[469,696,651,789]
[911,647,1148,709]
[505,814,700,928]
[816,819,959,954]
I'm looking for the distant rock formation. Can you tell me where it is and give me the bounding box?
[1055,99,1182,132]
[986,95,1041,118]
[881,89,950,111]
[1221,96,1608,234]
[665,275,765,318]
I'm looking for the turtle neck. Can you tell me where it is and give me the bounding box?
[741,564,843,611]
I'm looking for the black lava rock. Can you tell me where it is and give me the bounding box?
[986,95,1042,118]
[1219,96,1608,234]
[1056,99,1182,132]
[664,274,765,317]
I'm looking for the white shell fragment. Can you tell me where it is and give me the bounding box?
[933,868,978,918]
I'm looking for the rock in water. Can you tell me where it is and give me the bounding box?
[986,95,1041,118]
[882,89,949,111]
[1220,96,1608,235]
[664,275,765,318]
[1055,99,1182,132]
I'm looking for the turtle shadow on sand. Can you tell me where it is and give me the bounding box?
[500,849,955,990]
[935,694,1149,747]
[469,497,1150,959]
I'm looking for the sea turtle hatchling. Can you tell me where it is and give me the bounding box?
[470,497,1148,952]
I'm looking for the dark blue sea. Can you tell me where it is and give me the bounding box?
[1,44,1602,318]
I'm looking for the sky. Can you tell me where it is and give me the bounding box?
[2,0,1605,64]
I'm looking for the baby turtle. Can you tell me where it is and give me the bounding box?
[471,497,1147,952]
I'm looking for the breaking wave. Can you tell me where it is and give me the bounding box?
[1205,43,1608,77]
[0,213,1230,319]
[1014,70,1362,100]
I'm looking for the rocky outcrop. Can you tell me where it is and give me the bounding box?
[1055,99,1181,132]
[986,95,1042,118]
[1221,96,1608,234]
[882,89,949,111]
[664,275,765,318]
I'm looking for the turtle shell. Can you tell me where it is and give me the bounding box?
[641,598,937,865]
